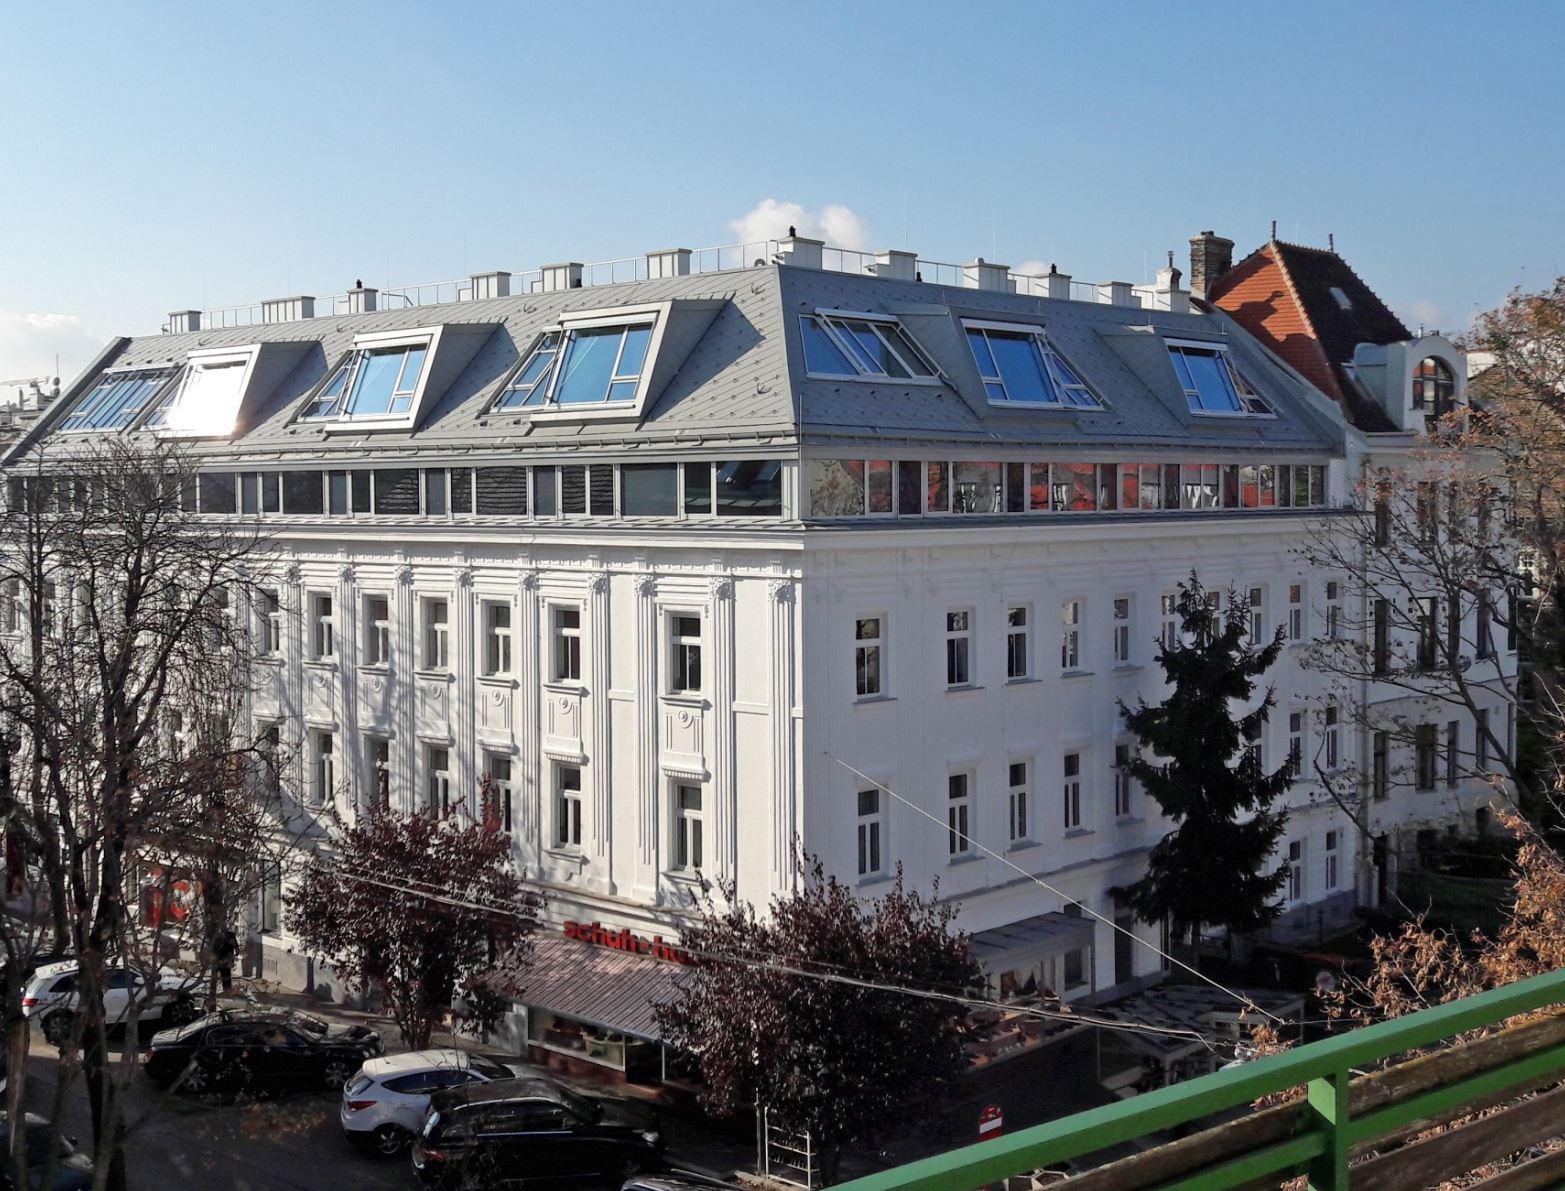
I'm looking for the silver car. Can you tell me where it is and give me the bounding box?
[340,1048,534,1156]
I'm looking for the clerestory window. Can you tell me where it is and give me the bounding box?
[1167,341,1273,416]
[799,312,936,381]
[963,322,1099,408]
[60,368,178,432]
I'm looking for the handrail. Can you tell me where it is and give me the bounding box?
[831,967,1565,1191]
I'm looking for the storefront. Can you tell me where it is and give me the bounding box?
[510,923,691,1085]
[969,910,1097,1002]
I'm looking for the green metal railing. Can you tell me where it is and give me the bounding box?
[832,967,1565,1191]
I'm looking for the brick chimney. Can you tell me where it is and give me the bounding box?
[1188,231,1234,298]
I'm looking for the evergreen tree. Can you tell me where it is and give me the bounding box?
[1111,575,1294,963]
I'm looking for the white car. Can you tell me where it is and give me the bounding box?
[341,1048,535,1156]
[23,960,201,1045]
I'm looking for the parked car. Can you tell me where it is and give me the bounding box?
[412,1077,663,1188]
[0,1111,94,1190]
[22,961,200,1045]
[144,1010,382,1096]
[341,1049,538,1156]
[622,1175,743,1191]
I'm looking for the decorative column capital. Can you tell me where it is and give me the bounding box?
[519,569,541,593]
[709,576,735,602]
[337,564,355,583]
[634,574,658,599]
[768,578,795,604]
[397,565,416,586]
[588,572,610,595]
[456,567,474,588]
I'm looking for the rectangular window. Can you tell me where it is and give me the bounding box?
[952,461,1003,514]
[327,471,349,515]
[681,462,710,515]
[857,787,884,878]
[926,462,948,514]
[304,340,429,420]
[1476,708,1490,771]
[855,616,884,698]
[424,469,448,516]
[561,465,587,514]
[1373,598,1390,675]
[1415,724,1438,791]
[1288,584,1304,641]
[309,593,334,660]
[621,463,679,516]
[1325,703,1340,770]
[482,601,513,676]
[363,594,390,667]
[352,470,372,513]
[552,606,582,682]
[259,865,282,933]
[1008,761,1030,843]
[946,610,972,687]
[1061,600,1082,671]
[427,746,452,815]
[1289,711,1305,777]
[1247,586,1265,645]
[1287,840,1305,902]
[1063,753,1083,830]
[1324,830,1340,891]
[1160,593,1179,651]
[1374,483,1390,547]
[1373,730,1389,800]
[1244,719,1264,771]
[670,614,702,694]
[1064,948,1086,989]
[1006,606,1030,680]
[673,783,704,869]
[282,470,324,515]
[200,471,237,514]
[947,773,972,857]
[964,323,1099,407]
[422,598,449,670]
[309,730,335,805]
[1114,743,1133,818]
[897,460,922,514]
[1167,343,1249,414]
[556,765,583,849]
[1446,720,1460,787]
[474,466,530,516]
[715,460,783,517]
[1476,591,1494,657]
[366,735,391,808]
[1112,597,1131,664]
[258,589,282,656]
[486,754,513,833]
[1417,597,1439,669]
[60,367,176,432]
[803,313,936,380]
[1326,581,1341,640]
[870,460,896,513]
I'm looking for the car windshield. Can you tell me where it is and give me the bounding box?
[472,1058,513,1081]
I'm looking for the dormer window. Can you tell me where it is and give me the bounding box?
[59,368,178,432]
[963,321,1099,408]
[142,348,257,436]
[1167,340,1272,416]
[800,312,936,381]
[1412,357,1456,413]
[495,314,656,410]
[297,327,450,431]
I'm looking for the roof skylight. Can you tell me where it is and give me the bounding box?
[1167,341,1273,416]
[800,312,935,381]
[963,322,1099,408]
[59,368,178,432]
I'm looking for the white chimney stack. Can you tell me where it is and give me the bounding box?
[963,259,1012,293]
[1097,281,1135,307]
[470,271,511,300]
[167,310,201,334]
[775,233,824,270]
[346,284,378,314]
[645,248,692,279]
[873,250,918,282]
[262,296,315,323]
[539,262,584,292]
[1149,252,1189,313]
[1044,266,1072,301]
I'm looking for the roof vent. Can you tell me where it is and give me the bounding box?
[167,310,201,334]
[346,284,378,314]
[261,296,315,323]
[963,259,1012,293]
[1097,281,1135,307]
[775,234,824,270]
[539,263,583,293]
[470,271,512,300]
[872,250,917,282]
[645,248,692,279]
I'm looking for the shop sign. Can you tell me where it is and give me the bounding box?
[563,920,692,965]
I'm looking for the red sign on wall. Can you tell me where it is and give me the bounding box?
[979,1104,1003,1140]
[563,920,692,965]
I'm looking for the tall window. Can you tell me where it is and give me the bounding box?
[1415,724,1438,791]
[1063,753,1083,830]
[1325,703,1340,770]
[1373,598,1390,675]
[670,614,702,694]
[673,783,704,870]
[258,589,282,655]
[552,606,582,682]
[310,593,334,660]
[1416,482,1438,543]
[556,764,583,849]
[259,865,282,933]
[486,754,513,833]
[1113,743,1133,818]
[1324,830,1340,891]
[1247,586,1265,644]
[1061,600,1081,671]
[1112,597,1131,665]
[1373,731,1389,800]
[947,773,972,857]
[1289,711,1305,777]
[1476,590,1494,657]
[857,787,883,878]
[1288,583,1304,641]
[1412,356,1455,412]
[855,616,884,698]
[1476,708,1490,771]
[1287,840,1305,902]
[363,595,390,666]
[1325,580,1341,640]
[482,602,513,676]
[964,323,1099,408]
[1374,483,1390,547]
[427,746,451,814]
[1006,607,1030,680]
[1243,720,1263,771]
[422,598,449,670]
[1008,761,1030,844]
[945,610,972,687]
[1160,593,1179,650]
[309,730,335,805]
[1445,720,1460,787]
[367,736,391,807]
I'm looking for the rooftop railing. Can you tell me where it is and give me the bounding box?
[830,966,1565,1191]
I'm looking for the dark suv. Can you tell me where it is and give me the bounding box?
[412,1077,663,1188]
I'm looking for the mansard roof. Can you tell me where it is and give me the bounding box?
[13,257,1352,468]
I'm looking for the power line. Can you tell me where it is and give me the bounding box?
[829,755,1285,1026]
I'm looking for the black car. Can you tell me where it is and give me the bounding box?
[412,1077,663,1188]
[144,1009,382,1096]
[0,1112,94,1190]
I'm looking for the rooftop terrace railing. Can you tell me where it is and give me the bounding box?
[830,966,1565,1191]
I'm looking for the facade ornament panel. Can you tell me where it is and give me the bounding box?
[519,569,541,592]
[634,574,658,598]
[768,578,795,604]
[709,576,735,602]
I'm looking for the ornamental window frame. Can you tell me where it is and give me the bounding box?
[799,310,940,383]
[1165,338,1276,417]
[961,319,1102,409]
[491,304,671,419]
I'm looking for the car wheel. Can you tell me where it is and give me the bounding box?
[41,1011,73,1047]
[371,1123,409,1157]
[180,1061,211,1096]
[322,1057,354,1090]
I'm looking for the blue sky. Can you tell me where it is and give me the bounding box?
[2,0,1561,382]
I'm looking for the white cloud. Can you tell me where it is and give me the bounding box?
[728,199,872,251]
[1015,259,1052,277]
[0,310,104,385]
[1410,300,1444,330]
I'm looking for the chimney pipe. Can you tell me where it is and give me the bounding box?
[1188,231,1234,299]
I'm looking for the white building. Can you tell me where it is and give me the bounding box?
[5,231,1508,1073]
